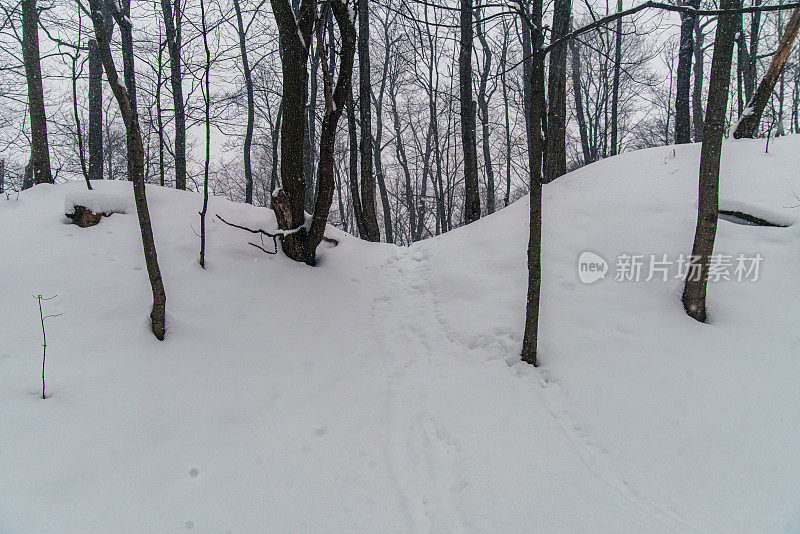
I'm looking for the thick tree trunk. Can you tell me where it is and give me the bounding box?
[676,0,700,144]
[460,0,481,224]
[521,0,545,366]
[734,6,800,138]
[89,0,167,339]
[270,0,314,261]
[22,0,53,186]
[543,0,572,182]
[610,0,623,154]
[570,35,592,165]
[682,0,738,322]
[161,0,186,189]
[692,19,705,142]
[746,0,762,98]
[118,0,137,114]
[88,39,104,181]
[306,0,356,258]
[233,0,255,204]
[358,0,381,241]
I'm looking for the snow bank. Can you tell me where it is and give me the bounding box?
[64,189,132,216]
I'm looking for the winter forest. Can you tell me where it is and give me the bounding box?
[2,0,800,530]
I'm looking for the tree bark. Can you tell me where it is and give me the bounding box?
[22,0,53,186]
[89,0,167,339]
[570,35,592,165]
[358,0,381,241]
[610,0,623,153]
[475,8,495,214]
[88,38,104,181]
[199,0,211,267]
[734,5,800,137]
[460,0,481,224]
[270,0,315,261]
[682,0,738,322]
[347,90,367,237]
[543,0,572,182]
[161,0,185,189]
[521,0,545,366]
[233,0,255,204]
[692,19,705,142]
[676,0,700,144]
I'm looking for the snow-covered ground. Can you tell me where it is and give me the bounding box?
[1,136,799,533]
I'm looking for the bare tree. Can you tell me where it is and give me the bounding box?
[160,0,186,189]
[22,0,53,186]
[460,0,480,224]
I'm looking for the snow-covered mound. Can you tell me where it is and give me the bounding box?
[1,136,799,533]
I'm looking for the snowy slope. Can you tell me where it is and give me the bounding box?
[1,136,799,533]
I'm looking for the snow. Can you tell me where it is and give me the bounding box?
[64,189,132,216]
[2,136,800,533]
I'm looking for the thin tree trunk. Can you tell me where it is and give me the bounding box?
[305,40,319,210]
[610,0,623,153]
[89,0,167,339]
[374,27,393,243]
[475,9,495,214]
[676,0,700,144]
[683,0,738,322]
[270,102,282,193]
[543,0,572,182]
[358,0,381,241]
[521,0,545,366]
[199,0,211,267]
[501,25,512,205]
[347,90,367,237]
[460,0,481,223]
[22,0,53,186]
[88,38,104,181]
[569,34,592,164]
[161,0,185,189]
[233,0,255,204]
[735,6,800,137]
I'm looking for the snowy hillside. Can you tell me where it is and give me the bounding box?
[2,136,800,533]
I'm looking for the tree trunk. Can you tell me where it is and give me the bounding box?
[676,0,700,144]
[270,0,314,262]
[682,0,738,323]
[305,40,319,210]
[521,0,545,366]
[734,6,800,138]
[306,0,356,258]
[569,35,592,165]
[746,0,762,99]
[233,0,255,204]
[358,0,381,241]
[460,0,481,224]
[88,39,104,181]
[199,0,211,267]
[610,0,623,153]
[347,90,367,237]
[270,102,282,193]
[21,0,53,186]
[374,27,393,243]
[475,9,495,214]
[501,25,512,205]
[89,0,167,340]
[692,19,705,142]
[543,0,572,182]
[118,0,137,115]
[161,0,186,189]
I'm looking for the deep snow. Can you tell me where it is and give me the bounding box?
[1,136,800,533]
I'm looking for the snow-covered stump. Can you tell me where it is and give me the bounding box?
[64,191,131,228]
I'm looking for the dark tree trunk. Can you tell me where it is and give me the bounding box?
[270,102,282,193]
[692,19,705,142]
[521,0,545,366]
[610,0,623,154]
[501,26,512,206]
[118,0,137,115]
[460,0,481,224]
[676,0,700,144]
[270,0,314,262]
[306,0,356,258]
[734,6,800,138]
[569,35,592,165]
[233,0,255,204]
[22,0,53,186]
[735,11,749,116]
[746,0,762,99]
[358,0,381,241]
[374,25,393,243]
[475,9,495,214]
[161,0,186,189]
[89,0,167,339]
[305,41,319,211]
[199,0,211,267]
[347,90,367,237]
[0,159,4,194]
[88,39,104,181]
[543,0,572,182]
[682,0,738,323]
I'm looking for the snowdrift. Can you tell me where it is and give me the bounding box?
[1,136,799,533]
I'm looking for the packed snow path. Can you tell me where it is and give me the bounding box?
[2,137,800,532]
